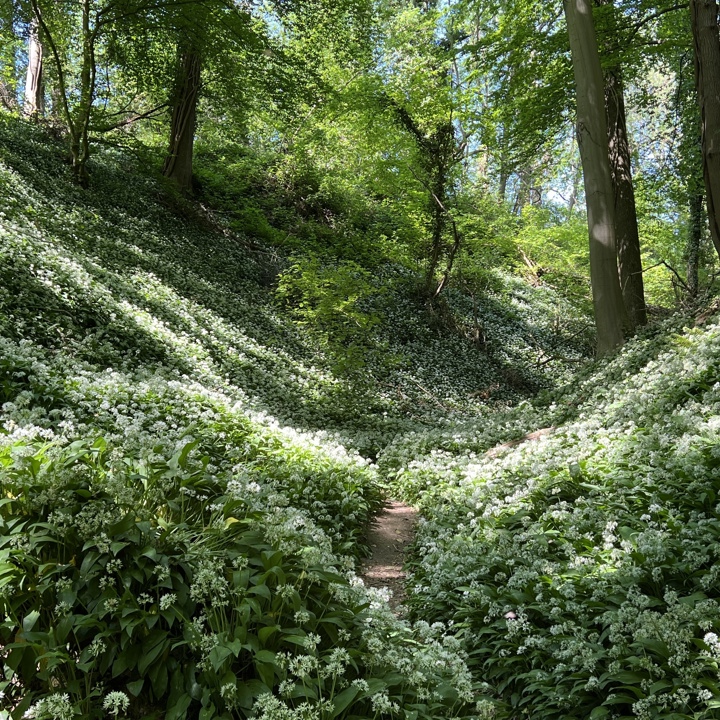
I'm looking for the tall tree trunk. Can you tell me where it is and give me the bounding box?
[31,0,95,186]
[512,169,531,215]
[691,0,720,258]
[498,130,509,201]
[163,49,201,194]
[564,0,628,356]
[0,0,16,111]
[498,166,509,202]
[604,66,647,329]
[69,0,95,187]
[24,18,44,118]
[424,164,448,295]
[687,190,704,298]
[567,161,582,217]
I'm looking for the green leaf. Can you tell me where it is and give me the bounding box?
[127,678,144,697]
[255,649,276,665]
[199,705,216,720]
[332,686,360,717]
[258,625,278,645]
[209,644,234,670]
[166,693,192,720]
[22,610,40,633]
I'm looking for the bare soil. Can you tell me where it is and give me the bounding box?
[360,500,418,613]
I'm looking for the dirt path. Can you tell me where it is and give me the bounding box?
[361,501,418,612]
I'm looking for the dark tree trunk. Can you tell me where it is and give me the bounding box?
[691,0,720,258]
[604,67,647,329]
[163,49,201,194]
[424,136,450,295]
[71,0,95,187]
[498,134,509,202]
[24,18,44,117]
[564,0,628,356]
[687,190,704,298]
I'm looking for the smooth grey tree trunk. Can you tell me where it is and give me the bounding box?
[564,0,628,356]
[24,18,44,117]
[604,67,646,329]
[691,0,720,258]
[163,49,201,194]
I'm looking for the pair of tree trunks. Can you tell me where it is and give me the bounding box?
[564,0,629,356]
[565,0,650,356]
[691,0,720,260]
[31,0,94,186]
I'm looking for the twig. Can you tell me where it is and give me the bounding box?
[405,376,453,412]
[643,260,688,290]
[93,103,168,133]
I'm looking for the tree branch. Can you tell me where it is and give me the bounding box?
[93,103,169,132]
[643,260,689,290]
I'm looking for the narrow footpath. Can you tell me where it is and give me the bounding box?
[361,501,418,612]
[360,430,554,611]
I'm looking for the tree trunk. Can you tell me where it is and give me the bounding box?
[498,132,509,201]
[31,0,92,185]
[498,167,508,202]
[564,0,628,356]
[604,66,647,329]
[163,49,201,194]
[424,164,448,295]
[567,162,582,217]
[687,190,704,298]
[24,18,44,118]
[691,0,720,259]
[512,169,531,215]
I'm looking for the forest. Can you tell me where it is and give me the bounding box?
[2,0,720,718]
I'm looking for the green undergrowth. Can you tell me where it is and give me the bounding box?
[0,117,588,718]
[0,118,480,719]
[393,315,720,719]
[5,115,717,720]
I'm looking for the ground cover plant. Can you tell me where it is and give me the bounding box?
[0,117,579,718]
[393,316,720,719]
[2,104,719,720]
[5,0,720,713]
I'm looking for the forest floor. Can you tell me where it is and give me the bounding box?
[362,430,555,612]
[360,501,417,612]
